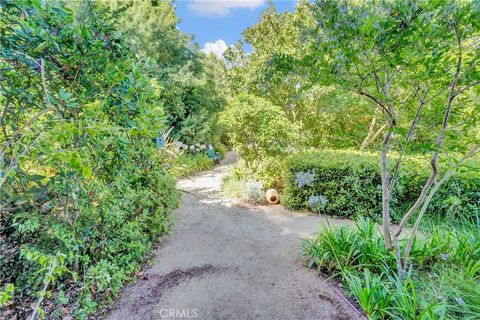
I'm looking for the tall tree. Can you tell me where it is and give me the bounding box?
[225,1,376,149]
[304,0,480,274]
[103,0,227,144]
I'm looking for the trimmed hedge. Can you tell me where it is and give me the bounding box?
[282,150,480,220]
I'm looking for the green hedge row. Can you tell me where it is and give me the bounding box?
[282,150,480,220]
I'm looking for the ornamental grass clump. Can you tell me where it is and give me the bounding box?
[304,217,480,319]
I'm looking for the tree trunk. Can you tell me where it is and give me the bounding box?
[380,130,393,250]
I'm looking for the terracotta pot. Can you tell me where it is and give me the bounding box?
[266,189,279,204]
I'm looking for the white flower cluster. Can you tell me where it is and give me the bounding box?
[177,142,208,153]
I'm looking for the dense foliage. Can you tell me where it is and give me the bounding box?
[304,217,480,319]
[219,94,296,187]
[170,153,214,178]
[224,2,374,151]
[103,0,227,146]
[282,150,480,221]
[305,0,480,267]
[220,2,379,185]
[221,0,480,282]
[0,0,224,318]
[2,0,479,318]
[306,0,480,151]
[222,0,480,185]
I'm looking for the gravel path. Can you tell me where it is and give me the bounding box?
[106,153,361,320]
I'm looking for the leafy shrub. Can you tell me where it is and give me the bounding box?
[0,1,180,318]
[221,174,266,204]
[221,164,271,204]
[214,143,227,158]
[219,94,297,187]
[304,218,480,319]
[283,150,480,220]
[240,180,265,204]
[221,174,244,199]
[170,153,214,178]
[104,0,227,147]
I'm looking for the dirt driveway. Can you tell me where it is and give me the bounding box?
[106,153,361,320]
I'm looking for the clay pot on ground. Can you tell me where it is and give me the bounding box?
[266,189,280,204]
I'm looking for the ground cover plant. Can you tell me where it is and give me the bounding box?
[170,153,214,178]
[304,217,480,319]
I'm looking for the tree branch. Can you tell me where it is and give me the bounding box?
[392,18,463,241]
[402,144,480,270]
[454,79,480,97]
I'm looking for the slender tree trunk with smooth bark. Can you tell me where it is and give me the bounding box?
[380,130,393,250]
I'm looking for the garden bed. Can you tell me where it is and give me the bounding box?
[304,217,480,319]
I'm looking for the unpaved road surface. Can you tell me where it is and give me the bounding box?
[107,153,361,320]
